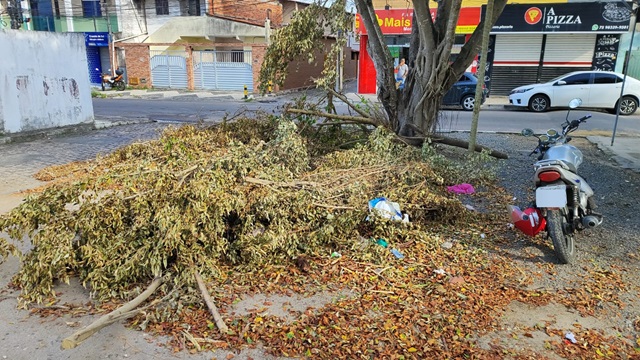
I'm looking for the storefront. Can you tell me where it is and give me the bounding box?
[355,8,481,94]
[84,32,111,85]
[484,2,632,95]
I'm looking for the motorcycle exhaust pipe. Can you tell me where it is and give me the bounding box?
[582,215,603,229]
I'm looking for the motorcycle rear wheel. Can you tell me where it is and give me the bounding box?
[116,81,126,91]
[547,209,575,264]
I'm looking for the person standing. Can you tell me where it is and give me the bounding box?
[395,58,409,89]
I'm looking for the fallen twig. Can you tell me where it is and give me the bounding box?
[61,274,163,350]
[194,271,228,333]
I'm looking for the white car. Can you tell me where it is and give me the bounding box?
[508,71,640,115]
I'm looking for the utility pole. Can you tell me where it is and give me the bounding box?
[468,0,494,153]
[611,0,638,146]
[104,0,116,76]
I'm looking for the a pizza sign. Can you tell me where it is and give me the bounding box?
[486,2,631,33]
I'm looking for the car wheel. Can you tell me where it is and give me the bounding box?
[529,94,550,112]
[618,96,638,116]
[461,95,475,111]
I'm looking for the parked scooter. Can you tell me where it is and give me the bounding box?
[100,68,126,91]
[512,98,602,264]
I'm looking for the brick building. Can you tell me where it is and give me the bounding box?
[116,0,356,93]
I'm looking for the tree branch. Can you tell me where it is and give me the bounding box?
[399,136,509,159]
[61,275,163,349]
[195,271,228,334]
[285,108,381,127]
[451,0,508,76]
[326,87,372,119]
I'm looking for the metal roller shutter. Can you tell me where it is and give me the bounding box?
[540,34,595,82]
[491,34,543,96]
[86,46,102,84]
[100,47,112,74]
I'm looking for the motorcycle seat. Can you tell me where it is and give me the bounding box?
[534,159,572,172]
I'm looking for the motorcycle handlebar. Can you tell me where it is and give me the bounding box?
[578,114,592,122]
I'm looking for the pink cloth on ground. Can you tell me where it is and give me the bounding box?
[447,183,475,194]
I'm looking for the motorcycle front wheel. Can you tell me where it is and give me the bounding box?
[546,209,575,264]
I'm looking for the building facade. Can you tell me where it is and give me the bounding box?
[357,0,637,96]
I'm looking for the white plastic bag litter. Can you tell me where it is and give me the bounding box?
[368,197,408,222]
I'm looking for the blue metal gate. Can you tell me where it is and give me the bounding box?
[150,50,188,89]
[193,50,253,91]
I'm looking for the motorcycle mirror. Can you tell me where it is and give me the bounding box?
[568,98,582,109]
[521,128,535,137]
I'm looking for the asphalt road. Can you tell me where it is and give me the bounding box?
[92,97,640,135]
[92,97,282,123]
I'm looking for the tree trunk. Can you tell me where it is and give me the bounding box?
[355,0,509,137]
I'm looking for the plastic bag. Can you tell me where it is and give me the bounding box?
[507,205,529,223]
[368,197,408,222]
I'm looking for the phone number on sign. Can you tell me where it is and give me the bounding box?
[598,25,628,30]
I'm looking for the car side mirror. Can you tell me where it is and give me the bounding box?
[521,128,535,137]
[556,80,567,86]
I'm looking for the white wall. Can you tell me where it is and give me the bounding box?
[0,30,94,134]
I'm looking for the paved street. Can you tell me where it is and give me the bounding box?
[0,122,170,213]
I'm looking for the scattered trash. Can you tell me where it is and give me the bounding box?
[507,205,529,223]
[441,241,454,249]
[375,238,388,248]
[367,197,409,222]
[433,269,446,275]
[464,204,476,211]
[564,332,577,344]
[480,233,486,239]
[390,248,404,259]
[446,183,475,194]
[511,207,546,236]
[330,252,342,258]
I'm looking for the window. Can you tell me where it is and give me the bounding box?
[594,73,621,84]
[82,0,101,17]
[156,0,169,15]
[561,73,591,85]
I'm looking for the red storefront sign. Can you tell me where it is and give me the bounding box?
[355,8,481,35]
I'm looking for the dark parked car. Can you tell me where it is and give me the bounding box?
[398,72,486,111]
[442,72,487,111]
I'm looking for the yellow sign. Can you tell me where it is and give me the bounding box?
[456,25,477,34]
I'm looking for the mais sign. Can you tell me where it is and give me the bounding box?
[355,8,480,35]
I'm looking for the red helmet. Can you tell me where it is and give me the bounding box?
[514,207,546,236]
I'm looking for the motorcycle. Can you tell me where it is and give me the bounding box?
[100,68,126,91]
[513,98,603,264]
